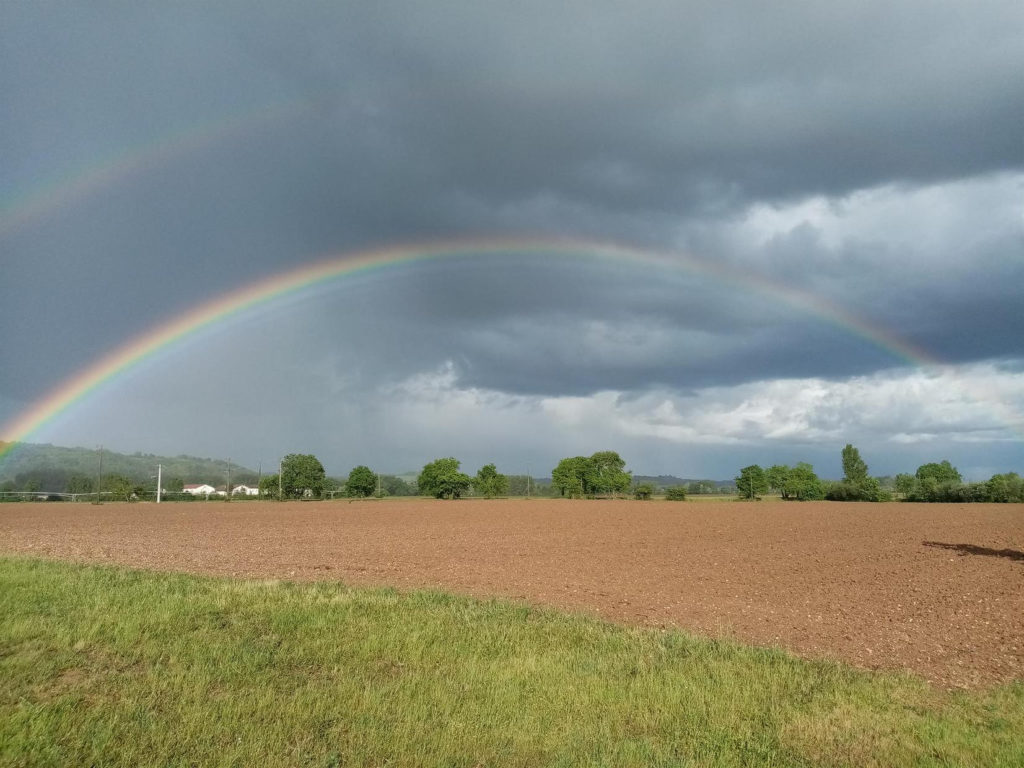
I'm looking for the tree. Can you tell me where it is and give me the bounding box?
[551,456,589,498]
[841,444,868,484]
[736,465,768,500]
[782,462,824,500]
[346,465,377,498]
[473,463,509,499]
[551,451,632,498]
[826,444,883,501]
[825,475,882,502]
[585,451,632,496]
[417,458,471,499]
[381,475,416,497]
[65,474,94,495]
[665,486,688,501]
[259,473,280,500]
[765,465,791,498]
[633,483,655,500]
[101,474,134,502]
[894,473,916,498]
[986,472,1023,503]
[915,461,962,485]
[280,454,326,499]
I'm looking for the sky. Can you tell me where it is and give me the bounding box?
[2,1,1023,481]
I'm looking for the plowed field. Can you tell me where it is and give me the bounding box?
[2,499,1022,688]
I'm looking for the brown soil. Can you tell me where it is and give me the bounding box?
[2,498,1022,689]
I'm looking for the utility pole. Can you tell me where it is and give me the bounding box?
[226,458,232,501]
[156,464,162,504]
[377,470,382,498]
[93,446,103,505]
[278,459,283,501]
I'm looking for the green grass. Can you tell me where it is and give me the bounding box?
[1,557,1021,767]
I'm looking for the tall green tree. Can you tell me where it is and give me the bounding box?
[280,454,326,499]
[736,465,768,500]
[765,465,790,498]
[473,464,509,499]
[782,462,824,500]
[841,444,869,484]
[551,456,590,498]
[417,458,471,499]
[345,465,377,498]
[827,444,881,501]
[585,451,632,496]
[915,461,962,484]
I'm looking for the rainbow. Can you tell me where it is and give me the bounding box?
[1,236,964,463]
[0,96,322,240]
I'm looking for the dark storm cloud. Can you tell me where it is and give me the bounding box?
[281,1,1023,205]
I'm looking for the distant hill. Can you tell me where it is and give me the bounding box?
[0,442,258,492]
[633,475,735,491]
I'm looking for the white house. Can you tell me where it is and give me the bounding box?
[182,483,216,496]
[232,484,259,496]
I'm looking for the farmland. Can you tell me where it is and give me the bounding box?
[2,498,1021,689]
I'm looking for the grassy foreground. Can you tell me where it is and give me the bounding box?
[1,558,1021,767]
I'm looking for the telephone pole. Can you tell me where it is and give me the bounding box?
[93,446,103,505]
[156,464,162,504]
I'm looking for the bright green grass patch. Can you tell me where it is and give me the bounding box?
[1,557,1021,767]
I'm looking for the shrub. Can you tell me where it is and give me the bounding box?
[825,478,882,502]
[664,486,687,501]
[634,483,655,500]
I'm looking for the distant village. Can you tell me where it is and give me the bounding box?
[181,483,259,498]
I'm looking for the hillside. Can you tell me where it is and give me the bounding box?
[0,442,258,493]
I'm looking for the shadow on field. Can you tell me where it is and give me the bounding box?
[923,541,1024,563]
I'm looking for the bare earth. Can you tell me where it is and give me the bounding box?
[2,499,1022,689]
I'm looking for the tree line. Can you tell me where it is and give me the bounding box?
[736,444,1024,503]
[255,455,524,501]
[4,442,1020,504]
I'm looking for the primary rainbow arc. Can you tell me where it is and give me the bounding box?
[0,237,975,462]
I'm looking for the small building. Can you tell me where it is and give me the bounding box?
[182,483,216,496]
[232,484,259,496]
